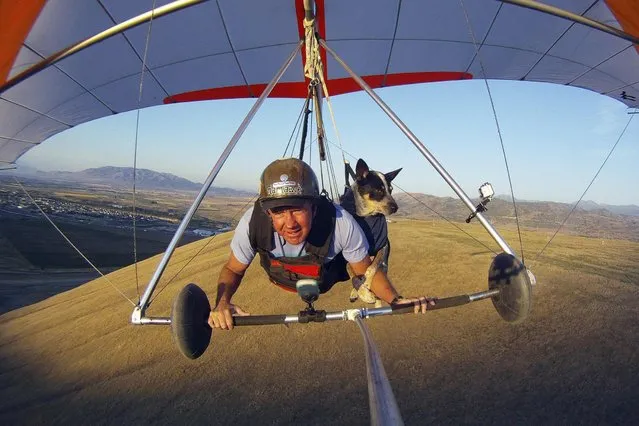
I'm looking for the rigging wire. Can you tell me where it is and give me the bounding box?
[315,88,341,198]
[13,177,136,306]
[324,139,339,200]
[300,86,317,160]
[393,183,498,255]
[315,58,348,195]
[534,113,635,262]
[290,119,301,158]
[329,145,342,197]
[459,0,526,263]
[321,134,340,200]
[324,140,498,255]
[283,97,308,157]
[310,84,340,198]
[150,194,259,304]
[131,0,157,301]
[317,61,347,166]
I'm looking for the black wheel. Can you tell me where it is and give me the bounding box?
[171,283,212,359]
[488,253,532,324]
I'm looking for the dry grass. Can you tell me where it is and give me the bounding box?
[0,220,637,425]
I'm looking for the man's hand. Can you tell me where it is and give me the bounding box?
[210,253,250,330]
[393,296,437,314]
[208,302,250,330]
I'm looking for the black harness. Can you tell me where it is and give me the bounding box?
[248,197,349,293]
[339,187,390,257]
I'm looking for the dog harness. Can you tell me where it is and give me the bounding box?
[248,197,350,293]
[339,187,390,256]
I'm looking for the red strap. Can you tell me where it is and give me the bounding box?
[271,259,320,277]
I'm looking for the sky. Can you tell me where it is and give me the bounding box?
[17,79,639,206]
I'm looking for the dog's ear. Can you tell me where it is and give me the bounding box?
[384,168,402,183]
[355,159,369,180]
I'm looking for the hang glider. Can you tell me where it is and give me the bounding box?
[1,0,638,167]
[3,5,637,423]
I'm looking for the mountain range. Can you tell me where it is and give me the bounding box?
[573,199,639,216]
[6,166,638,241]
[496,194,639,216]
[394,193,639,241]
[10,166,254,197]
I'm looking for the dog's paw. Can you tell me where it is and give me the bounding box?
[357,286,379,304]
[349,288,359,303]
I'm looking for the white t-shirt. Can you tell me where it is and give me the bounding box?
[231,204,369,265]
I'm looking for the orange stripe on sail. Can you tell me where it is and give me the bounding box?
[605,0,639,54]
[164,71,472,103]
[0,0,47,84]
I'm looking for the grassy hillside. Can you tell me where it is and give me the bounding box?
[0,220,637,424]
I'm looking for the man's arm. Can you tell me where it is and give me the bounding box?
[349,257,436,313]
[215,252,249,305]
[349,257,399,304]
[208,252,250,330]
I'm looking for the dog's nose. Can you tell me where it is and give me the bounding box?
[390,203,398,214]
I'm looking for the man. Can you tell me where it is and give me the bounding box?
[209,158,434,330]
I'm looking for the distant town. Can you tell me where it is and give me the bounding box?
[0,187,230,239]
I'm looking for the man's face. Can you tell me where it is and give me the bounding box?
[267,202,314,245]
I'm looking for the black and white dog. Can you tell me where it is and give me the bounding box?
[340,159,401,304]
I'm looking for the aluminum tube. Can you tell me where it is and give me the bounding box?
[320,40,515,256]
[500,0,639,45]
[363,307,393,318]
[139,317,171,325]
[354,316,404,426]
[325,311,348,321]
[135,288,499,326]
[303,0,315,20]
[469,289,501,302]
[136,41,303,313]
[0,0,205,95]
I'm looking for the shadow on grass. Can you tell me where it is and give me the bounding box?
[1,295,637,425]
[469,250,495,257]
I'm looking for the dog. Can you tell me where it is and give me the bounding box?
[339,159,401,305]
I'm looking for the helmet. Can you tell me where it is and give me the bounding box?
[259,158,320,211]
